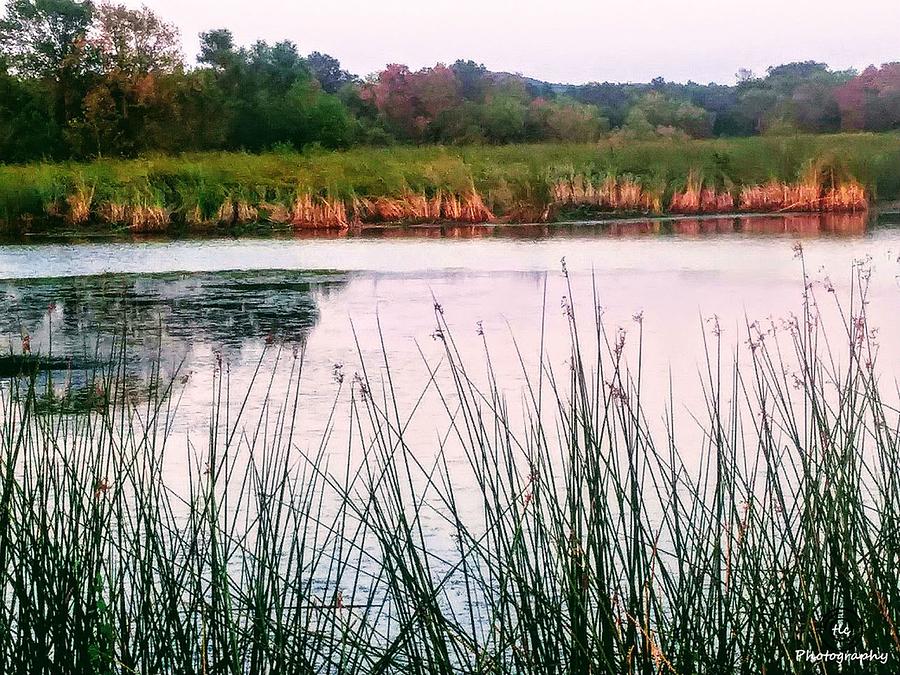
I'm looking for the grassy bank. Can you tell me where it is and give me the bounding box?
[0,133,895,233]
[0,258,898,672]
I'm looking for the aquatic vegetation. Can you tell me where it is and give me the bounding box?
[291,193,350,228]
[550,173,661,213]
[0,260,897,671]
[64,184,94,225]
[352,189,495,224]
[0,134,892,233]
[668,171,734,213]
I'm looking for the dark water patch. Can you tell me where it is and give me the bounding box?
[0,354,80,378]
[0,269,349,357]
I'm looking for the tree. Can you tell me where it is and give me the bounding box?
[791,81,841,133]
[526,97,607,142]
[451,59,487,102]
[625,92,713,138]
[362,64,421,140]
[198,29,236,71]
[0,61,62,159]
[306,51,354,93]
[70,2,183,156]
[481,93,526,143]
[411,64,460,120]
[0,0,94,129]
[835,64,900,131]
[0,0,93,79]
[90,2,181,76]
[734,87,780,133]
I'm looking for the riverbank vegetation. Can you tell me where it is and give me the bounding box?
[3,1,900,163]
[2,1,899,230]
[0,134,890,231]
[0,261,897,672]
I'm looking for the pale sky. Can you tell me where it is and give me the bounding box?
[91,0,900,83]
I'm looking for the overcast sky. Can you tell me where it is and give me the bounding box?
[120,0,900,84]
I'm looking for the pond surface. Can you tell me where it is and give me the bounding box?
[1,213,899,488]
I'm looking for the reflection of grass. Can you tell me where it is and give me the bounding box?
[0,257,898,671]
[1,133,899,231]
[0,353,72,377]
[32,381,110,415]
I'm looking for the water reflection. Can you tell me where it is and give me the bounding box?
[350,212,871,239]
[0,270,348,358]
[601,212,869,237]
[9,212,877,247]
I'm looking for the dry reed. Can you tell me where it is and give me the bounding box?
[349,190,495,225]
[95,202,169,232]
[65,186,94,225]
[552,174,660,213]
[291,194,350,229]
[127,206,170,232]
[739,177,866,212]
[669,173,735,213]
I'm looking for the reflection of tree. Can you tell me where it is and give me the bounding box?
[0,271,347,358]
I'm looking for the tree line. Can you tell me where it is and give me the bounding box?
[2,0,899,163]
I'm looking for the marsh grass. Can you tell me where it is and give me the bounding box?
[0,257,898,672]
[0,133,898,232]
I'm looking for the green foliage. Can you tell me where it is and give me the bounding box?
[1,133,898,229]
[624,91,714,138]
[0,66,62,160]
[0,3,899,160]
[481,94,527,143]
[0,0,93,80]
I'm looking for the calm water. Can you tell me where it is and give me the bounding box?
[1,213,899,488]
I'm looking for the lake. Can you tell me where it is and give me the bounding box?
[0,212,895,511]
[2,212,898,665]
[2,213,898,471]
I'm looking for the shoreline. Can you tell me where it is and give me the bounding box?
[0,136,892,236]
[0,208,885,245]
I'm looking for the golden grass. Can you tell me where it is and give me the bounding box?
[96,202,170,232]
[739,178,867,212]
[127,206,169,232]
[669,173,735,214]
[348,190,495,226]
[555,170,867,216]
[551,175,660,213]
[15,146,874,234]
[291,195,350,229]
[64,186,94,225]
[823,181,867,211]
[259,202,292,224]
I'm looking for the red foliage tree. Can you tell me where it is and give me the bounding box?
[362,63,461,140]
[835,63,900,131]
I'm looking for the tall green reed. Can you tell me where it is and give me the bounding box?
[0,257,897,673]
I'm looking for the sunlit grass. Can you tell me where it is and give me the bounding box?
[1,133,899,231]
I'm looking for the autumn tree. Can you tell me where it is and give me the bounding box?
[70,2,182,155]
[835,64,900,131]
[91,2,180,74]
